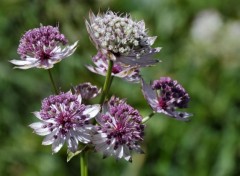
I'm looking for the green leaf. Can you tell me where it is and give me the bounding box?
[67,146,86,162]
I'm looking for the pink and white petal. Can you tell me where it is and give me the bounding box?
[141,79,159,109]
[102,139,115,157]
[42,130,58,145]
[32,111,55,123]
[123,146,132,162]
[167,111,192,121]
[52,136,65,153]
[32,112,42,120]
[116,145,124,159]
[147,36,158,45]
[60,41,78,57]
[114,67,136,78]
[67,133,79,152]
[34,128,51,136]
[9,59,34,65]
[11,60,40,69]
[132,145,144,154]
[73,130,91,143]
[86,65,106,76]
[92,134,107,144]
[29,122,45,130]
[82,124,93,130]
[83,105,101,119]
[96,142,109,154]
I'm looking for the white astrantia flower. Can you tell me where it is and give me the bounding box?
[87,52,141,83]
[10,25,78,69]
[141,77,192,121]
[92,96,145,162]
[86,10,161,67]
[29,91,100,153]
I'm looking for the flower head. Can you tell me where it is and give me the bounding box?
[92,96,144,162]
[87,52,141,83]
[29,91,100,153]
[10,25,78,69]
[141,77,192,121]
[86,11,161,67]
[74,82,101,100]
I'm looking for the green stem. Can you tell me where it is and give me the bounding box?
[80,152,88,176]
[47,69,58,94]
[99,60,114,104]
[142,112,155,123]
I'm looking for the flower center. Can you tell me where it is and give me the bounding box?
[112,64,122,74]
[158,98,167,110]
[39,51,51,60]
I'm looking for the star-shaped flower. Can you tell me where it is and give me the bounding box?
[29,91,100,153]
[141,77,192,121]
[92,96,145,162]
[10,25,78,69]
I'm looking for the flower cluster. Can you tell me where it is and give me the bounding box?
[12,10,192,163]
[29,91,100,153]
[86,11,161,67]
[10,25,78,69]
[92,97,144,162]
[141,77,192,121]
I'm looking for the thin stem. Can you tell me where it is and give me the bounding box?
[80,152,88,176]
[99,60,113,104]
[47,69,58,94]
[142,112,155,123]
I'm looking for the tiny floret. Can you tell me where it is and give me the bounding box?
[29,91,100,153]
[10,25,78,69]
[86,11,161,67]
[141,77,192,121]
[92,96,145,162]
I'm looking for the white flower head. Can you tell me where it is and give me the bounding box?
[86,11,161,67]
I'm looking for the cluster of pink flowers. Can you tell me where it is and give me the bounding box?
[11,10,192,162]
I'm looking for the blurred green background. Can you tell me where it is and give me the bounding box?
[0,0,240,176]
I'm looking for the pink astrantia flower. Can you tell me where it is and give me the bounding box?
[87,52,141,83]
[92,96,145,162]
[10,25,78,69]
[85,11,161,67]
[141,77,192,121]
[29,91,100,153]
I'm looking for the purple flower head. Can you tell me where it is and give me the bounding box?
[10,25,78,69]
[141,77,192,121]
[29,91,100,153]
[92,96,145,162]
[85,11,161,67]
[74,82,101,100]
[87,52,141,83]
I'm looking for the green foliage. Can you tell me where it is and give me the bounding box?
[0,0,239,175]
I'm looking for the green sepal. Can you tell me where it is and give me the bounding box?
[67,146,86,162]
